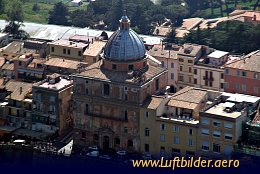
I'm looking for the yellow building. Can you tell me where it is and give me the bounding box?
[140,87,222,158]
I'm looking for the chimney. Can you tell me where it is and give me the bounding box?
[20,87,23,95]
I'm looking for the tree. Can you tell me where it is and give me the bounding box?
[107,0,124,30]
[48,2,69,26]
[3,0,28,39]
[32,3,40,12]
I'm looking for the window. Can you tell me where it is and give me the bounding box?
[188,139,193,146]
[235,83,240,90]
[112,64,117,70]
[201,119,209,125]
[213,143,220,153]
[201,128,209,135]
[145,111,149,118]
[145,144,149,152]
[160,124,165,131]
[213,121,221,127]
[86,88,89,94]
[179,76,184,82]
[124,94,128,101]
[81,132,86,138]
[221,83,224,89]
[155,79,159,90]
[171,63,174,68]
[254,73,259,79]
[124,127,128,133]
[189,67,192,73]
[85,104,89,114]
[103,84,110,96]
[242,84,247,91]
[221,73,224,79]
[93,57,97,62]
[213,131,221,138]
[180,66,183,71]
[171,73,174,80]
[115,138,120,145]
[194,69,197,75]
[179,58,184,62]
[174,136,179,144]
[224,133,233,140]
[209,81,212,87]
[254,86,259,94]
[160,146,165,155]
[237,70,240,76]
[68,49,71,55]
[242,71,247,77]
[225,69,229,74]
[78,51,82,56]
[145,128,149,136]
[188,60,193,64]
[128,64,134,71]
[201,141,209,151]
[128,140,133,147]
[194,78,197,84]
[124,110,128,121]
[19,61,22,66]
[51,47,54,52]
[161,61,165,67]
[160,134,165,142]
[224,122,233,129]
[173,126,179,133]
[188,128,193,135]
[86,80,89,84]
[63,48,66,54]
[49,96,55,102]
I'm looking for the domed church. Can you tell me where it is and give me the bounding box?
[73,14,167,152]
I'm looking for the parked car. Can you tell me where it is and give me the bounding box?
[142,153,152,160]
[116,150,127,156]
[88,146,98,151]
[86,151,99,157]
[99,154,112,160]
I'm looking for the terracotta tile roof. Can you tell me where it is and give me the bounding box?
[145,96,164,110]
[27,58,46,68]
[1,62,14,71]
[225,51,260,72]
[83,41,106,57]
[5,80,32,101]
[76,60,166,85]
[243,11,260,21]
[148,44,180,59]
[167,86,207,109]
[0,57,5,68]
[44,57,87,70]
[178,43,202,57]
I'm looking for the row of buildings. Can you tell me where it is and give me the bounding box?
[0,13,259,159]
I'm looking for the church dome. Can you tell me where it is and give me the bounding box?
[103,15,146,62]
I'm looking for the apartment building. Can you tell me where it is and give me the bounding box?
[83,41,106,65]
[148,44,180,92]
[224,50,260,96]
[199,93,260,158]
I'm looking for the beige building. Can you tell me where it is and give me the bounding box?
[148,44,179,92]
[177,44,203,90]
[83,41,106,65]
[199,93,260,158]
[48,39,89,61]
[193,50,229,91]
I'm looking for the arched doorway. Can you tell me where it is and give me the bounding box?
[103,136,110,150]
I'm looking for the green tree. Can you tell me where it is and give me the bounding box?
[48,2,69,25]
[3,0,28,39]
[32,3,40,12]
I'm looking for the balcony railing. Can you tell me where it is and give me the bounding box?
[203,76,214,81]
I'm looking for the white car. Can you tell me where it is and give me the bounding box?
[88,146,98,151]
[99,155,112,160]
[116,150,127,156]
[86,150,99,157]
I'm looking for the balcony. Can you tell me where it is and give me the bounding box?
[158,114,199,125]
[203,76,214,81]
